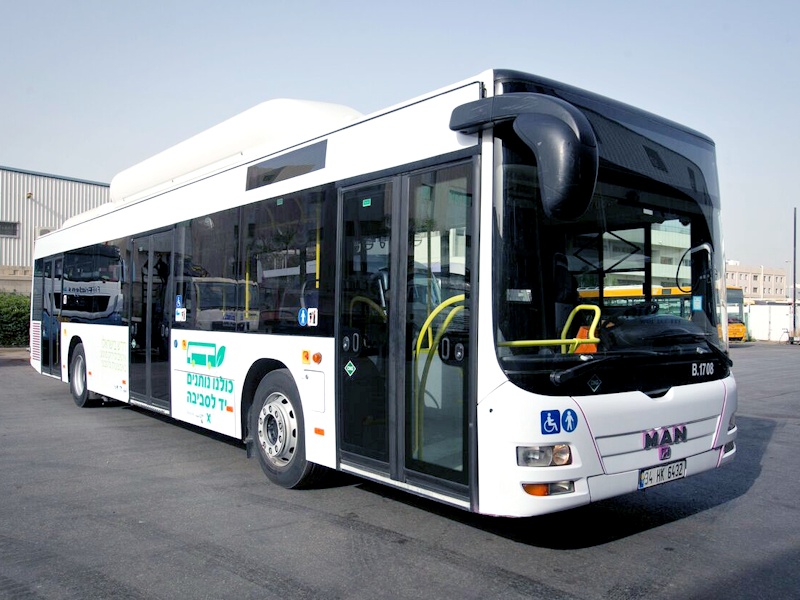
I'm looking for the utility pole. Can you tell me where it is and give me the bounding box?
[793,207,797,343]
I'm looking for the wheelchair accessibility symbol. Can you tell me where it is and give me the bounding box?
[541,409,579,435]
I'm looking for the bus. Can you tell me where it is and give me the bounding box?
[725,286,747,341]
[29,69,737,517]
[579,285,748,341]
[33,242,123,375]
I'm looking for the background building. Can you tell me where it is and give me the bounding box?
[725,260,798,342]
[725,260,788,302]
[0,166,109,293]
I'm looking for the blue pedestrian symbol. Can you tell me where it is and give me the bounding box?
[562,409,578,433]
[298,308,308,327]
[175,295,183,309]
[541,410,561,435]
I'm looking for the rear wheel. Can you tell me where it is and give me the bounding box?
[69,343,94,408]
[249,369,322,489]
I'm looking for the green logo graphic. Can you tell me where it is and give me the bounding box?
[187,341,226,368]
[344,360,356,377]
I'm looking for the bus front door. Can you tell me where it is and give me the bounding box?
[129,231,173,412]
[338,164,472,497]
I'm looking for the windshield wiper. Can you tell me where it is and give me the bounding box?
[700,337,733,367]
[549,339,733,386]
[550,355,617,386]
[654,332,733,367]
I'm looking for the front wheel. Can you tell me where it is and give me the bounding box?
[69,343,94,408]
[249,369,322,489]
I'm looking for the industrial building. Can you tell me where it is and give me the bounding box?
[0,166,109,293]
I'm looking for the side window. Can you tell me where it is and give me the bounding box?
[241,184,335,336]
[109,237,130,326]
[171,186,335,335]
[172,208,241,331]
[60,243,124,325]
[32,259,44,322]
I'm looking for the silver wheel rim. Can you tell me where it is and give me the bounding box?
[257,392,298,468]
[73,354,85,396]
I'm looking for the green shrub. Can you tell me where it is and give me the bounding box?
[0,292,30,347]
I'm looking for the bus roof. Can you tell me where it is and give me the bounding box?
[493,69,714,145]
[49,67,716,250]
[109,99,364,204]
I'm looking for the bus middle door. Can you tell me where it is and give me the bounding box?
[129,230,173,412]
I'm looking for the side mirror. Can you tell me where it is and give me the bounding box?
[450,93,598,221]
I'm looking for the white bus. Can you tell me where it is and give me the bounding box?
[29,69,737,517]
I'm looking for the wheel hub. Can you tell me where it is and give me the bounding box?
[72,354,85,396]
[257,392,297,467]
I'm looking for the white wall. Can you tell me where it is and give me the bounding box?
[746,304,796,342]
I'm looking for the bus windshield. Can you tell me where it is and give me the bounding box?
[493,96,728,397]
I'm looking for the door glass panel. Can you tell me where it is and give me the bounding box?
[406,163,472,483]
[130,232,173,405]
[130,238,148,396]
[41,258,62,375]
[150,231,173,402]
[51,259,63,375]
[40,260,53,373]
[339,182,392,462]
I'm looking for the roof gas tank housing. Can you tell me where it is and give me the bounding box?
[110,99,364,204]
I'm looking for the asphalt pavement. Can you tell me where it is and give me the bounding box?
[1,342,799,600]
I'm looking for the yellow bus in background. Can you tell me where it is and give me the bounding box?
[579,285,747,341]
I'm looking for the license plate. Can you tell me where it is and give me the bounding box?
[638,460,686,490]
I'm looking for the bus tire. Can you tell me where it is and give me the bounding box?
[249,369,321,489]
[69,343,94,408]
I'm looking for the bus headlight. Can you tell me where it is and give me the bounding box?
[516,444,572,467]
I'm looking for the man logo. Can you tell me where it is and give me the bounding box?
[643,424,687,451]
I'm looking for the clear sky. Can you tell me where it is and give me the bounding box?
[1,1,798,268]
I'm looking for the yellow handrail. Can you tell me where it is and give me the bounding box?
[497,304,601,354]
[415,294,466,359]
[413,296,466,457]
[348,295,386,327]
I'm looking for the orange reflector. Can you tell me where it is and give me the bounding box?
[312,352,322,364]
[122,380,127,385]
[226,406,233,412]
[314,427,324,436]
[88,371,92,377]
[302,350,310,364]
[522,483,550,497]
